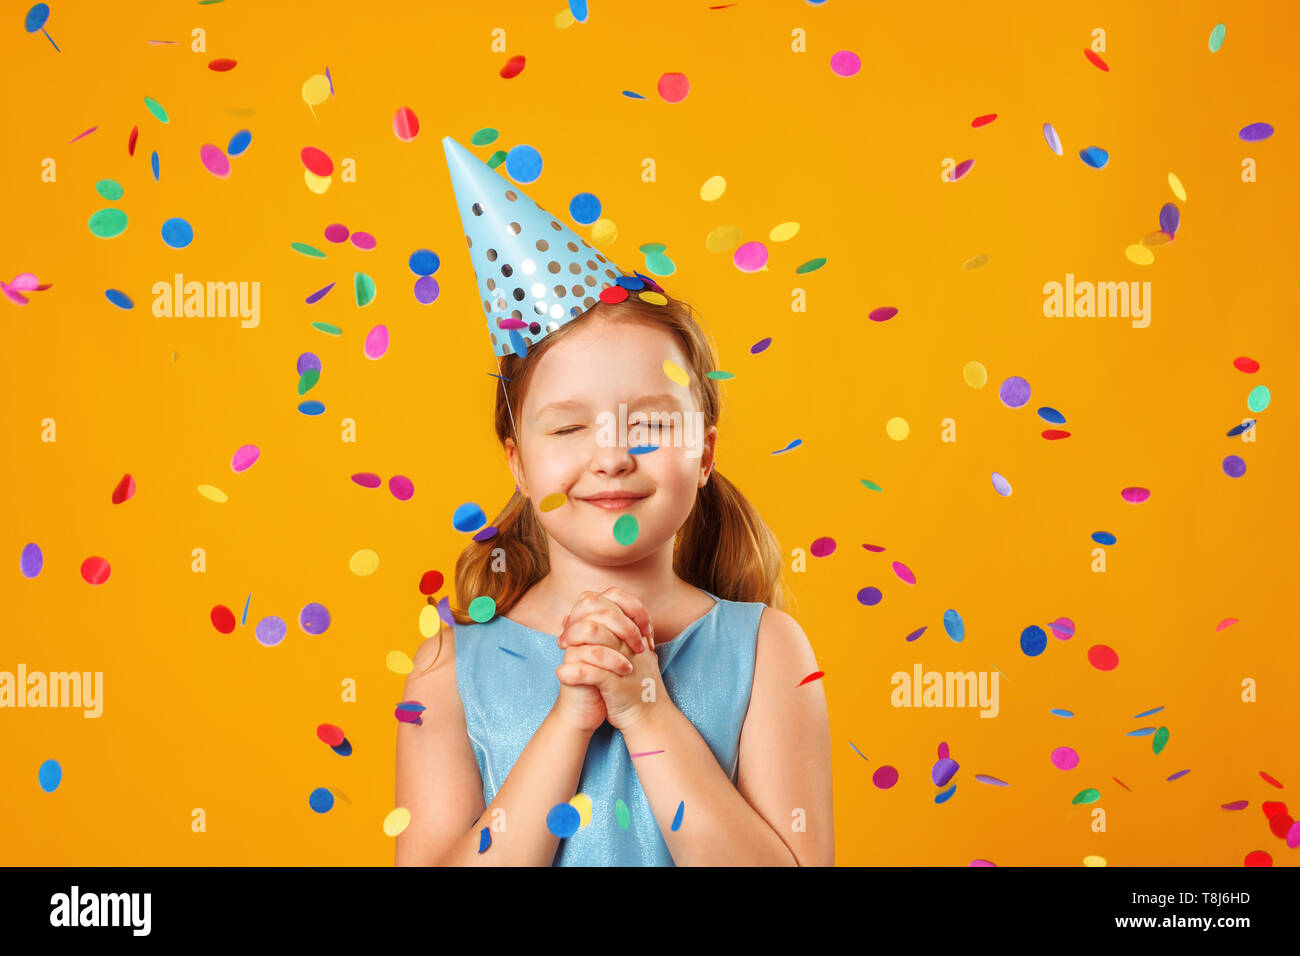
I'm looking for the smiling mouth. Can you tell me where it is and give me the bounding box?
[576,494,650,511]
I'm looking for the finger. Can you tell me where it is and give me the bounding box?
[567,590,650,654]
[562,642,634,675]
[595,587,654,651]
[558,610,641,656]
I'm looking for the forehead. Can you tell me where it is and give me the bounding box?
[522,315,693,412]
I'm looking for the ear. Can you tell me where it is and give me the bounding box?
[698,426,717,488]
[504,436,528,497]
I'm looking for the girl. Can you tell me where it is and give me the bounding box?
[394,138,832,866]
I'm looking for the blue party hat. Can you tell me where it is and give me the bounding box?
[443,136,647,358]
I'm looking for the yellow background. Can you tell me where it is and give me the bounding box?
[2,0,1296,865]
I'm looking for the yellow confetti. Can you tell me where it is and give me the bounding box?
[197,484,228,503]
[301,73,330,116]
[539,491,567,512]
[418,604,441,639]
[569,793,593,827]
[962,254,990,270]
[639,290,667,306]
[705,224,741,253]
[663,359,689,387]
[962,361,988,389]
[1167,172,1186,202]
[769,221,800,242]
[699,175,726,201]
[383,807,412,837]
[590,217,618,246]
[554,8,575,27]
[885,417,910,441]
[1124,244,1155,266]
[1083,855,1107,867]
[1141,230,1172,247]
[304,169,331,194]
[349,548,380,576]
[386,649,414,675]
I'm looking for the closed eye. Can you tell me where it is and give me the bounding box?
[553,425,585,435]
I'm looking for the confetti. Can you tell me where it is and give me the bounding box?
[935,784,957,804]
[998,376,1031,408]
[733,241,768,273]
[19,543,43,579]
[305,283,334,305]
[1208,23,1226,52]
[38,759,62,793]
[962,254,989,270]
[1168,171,1187,201]
[1071,788,1101,805]
[1020,625,1047,657]
[950,159,974,182]
[975,775,1009,786]
[963,361,988,388]
[1153,726,1170,754]
[354,272,376,307]
[364,324,389,359]
[386,650,414,675]
[453,503,487,533]
[299,603,331,635]
[161,218,194,249]
[1125,244,1154,266]
[349,549,380,576]
[1079,146,1109,168]
[810,537,836,558]
[88,209,128,239]
[302,74,330,115]
[612,514,639,546]
[933,757,959,787]
[1222,455,1247,478]
[1233,356,1260,374]
[1087,644,1119,671]
[230,444,259,473]
[892,562,915,585]
[1051,747,1079,770]
[1121,487,1150,504]
[971,113,997,127]
[1238,123,1273,142]
[772,439,802,454]
[317,724,345,747]
[1091,532,1117,545]
[298,400,326,415]
[1042,123,1063,156]
[1259,771,1283,789]
[868,306,897,323]
[663,358,689,387]
[383,807,411,837]
[105,289,133,309]
[569,793,592,827]
[1084,49,1109,71]
[392,107,419,142]
[886,417,909,440]
[351,232,377,251]
[505,144,542,184]
[943,610,964,642]
[1246,385,1270,412]
[657,72,689,103]
[80,556,110,586]
[143,95,170,124]
[830,50,860,77]
[671,800,685,831]
[547,802,580,838]
[872,765,899,789]
[468,595,496,623]
[255,616,287,647]
[857,587,882,606]
[797,671,825,687]
[197,484,228,502]
[1216,618,1239,632]
[905,626,926,642]
[991,472,1012,497]
[111,474,135,503]
[1221,801,1249,811]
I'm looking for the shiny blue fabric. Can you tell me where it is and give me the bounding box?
[454,590,763,866]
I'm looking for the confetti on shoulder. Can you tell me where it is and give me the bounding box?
[797,670,824,687]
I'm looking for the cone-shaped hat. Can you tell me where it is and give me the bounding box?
[442,136,642,358]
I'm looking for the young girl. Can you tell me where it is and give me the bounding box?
[393,138,833,866]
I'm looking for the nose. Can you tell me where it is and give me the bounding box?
[590,433,635,477]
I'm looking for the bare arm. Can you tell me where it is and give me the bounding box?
[394,627,596,866]
[619,607,834,865]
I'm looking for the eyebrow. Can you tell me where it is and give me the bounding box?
[534,393,686,417]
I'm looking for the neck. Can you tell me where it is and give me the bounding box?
[527,535,691,627]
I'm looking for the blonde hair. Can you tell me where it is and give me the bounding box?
[446,292,794,634]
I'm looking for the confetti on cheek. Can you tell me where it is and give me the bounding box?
[80,556,111,585]
[872,765,899,789]
[1051,747,1079,770]
[468,596,497,623]
[20,543,43,579]
[1087,644,1119,671]
[111,473,135,504]
[547,803,580,838]
[670,801,685,831]
[829,50,860,77]
[797,671,824,687]
[612,514,639,546]
[657,72,689,103]
[383,808,411,837]
[1084,49,1109,71]
[810,537,836,558]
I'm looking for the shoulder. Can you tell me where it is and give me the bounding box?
[409,625,459,686]
[755,606,816,671]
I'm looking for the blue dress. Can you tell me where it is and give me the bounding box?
[454,589,764,865]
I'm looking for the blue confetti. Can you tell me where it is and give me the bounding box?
[546,802,580,838]
[1037,406,1066,424]
[38,759,62,793]
[1091,531,1117,546]
[671,800,685,832]
[452,502,486,533]
[569,192,602,225]
[848,740,869,761]
[151,150,160,181]
[105,289,133,309]
[1132,705,1165,719]
[629,445,659,455]
[772,438,802,455]
[1079,146,1109,169]
[935,784,957,804]
[498,646,526,659]
[228,130,252,157]
[505,144,543,184]
[509,328,528,358]
[241,592,250,626]
[1227,420,1256,437]
[298,400,326,416]
[1020,625,1047,657]
[1126,727,1157,737]
[308,788,334,813]
[331,739,352,757]
[1050,708,1074,718]
[478,827,492,853]
[161,217,193,249]
[943,609,964,643]
[408,249,440,276]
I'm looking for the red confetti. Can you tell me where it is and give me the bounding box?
[300,146,334,177]
[971,113,997,127]
[392,106,419,142]
[210,605,236,634]
[1233,356,1260,373]
[1087,644,1119,671]
[317,724,346,747]
[1084,49,1109,72]
[657,72,690,104]
[500,55,526,79]
[1243,850,1272,866]
[1263,801,1288,819]
[599,286,629,304]
[128,125,139,156]
[1260,771,1285,789]
[208,58,237,72]
[797,670,825,687]
[1113,777,1132,792]
[80,556,111,585]
[111,473,136,504]
[1041,429,1071,440]
[68,127,98,145]
[419,570,445,595]
[1269,813,1294,839]
[1215,617,1239,632]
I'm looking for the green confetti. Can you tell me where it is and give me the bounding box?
[470,128,499,146]
[860,479,883,492]
[705,370,734,380]
[298,368,320,394]
[291,242,326,258]
[615,798,630,831]
[795,257,827,274]
[1071,788,1101,805]
[87,208,128,238]
[644,252,675,276]
[95,179,124,201]
[354,271,376,307]
[487,150,507,169]
[613,514,639,546]
[468,595,496,623]
[1153,726,1170,755]
[311,322,342,336]
[143,96,170,124]
[638,242,667,254]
